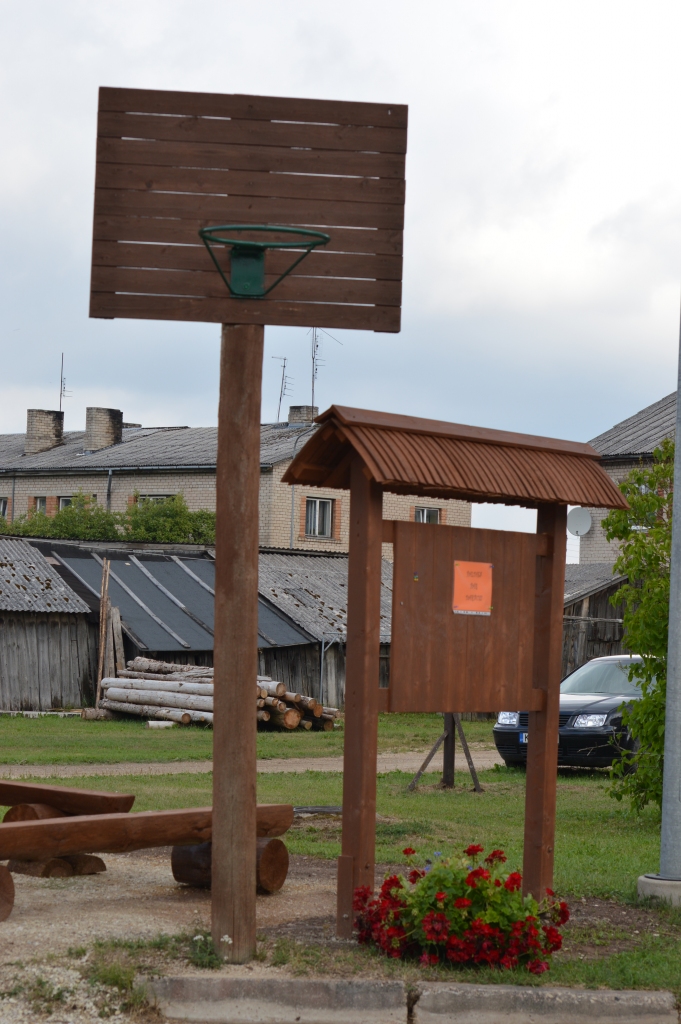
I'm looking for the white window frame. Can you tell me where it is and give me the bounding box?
[35,496,47,514]
[305,497,333,538]
[415,506,440,524]
[138,494,174,503]
[58,496,72,510]
[0,498,7,518]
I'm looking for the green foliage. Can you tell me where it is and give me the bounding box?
[601,438,674,812]
[0,489,215,544]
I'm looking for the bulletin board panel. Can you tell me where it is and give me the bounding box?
[389,521,545,713]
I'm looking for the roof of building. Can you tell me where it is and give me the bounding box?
[0,538,90,614]
[589,392,676,460]
[0,421,316,476]
[285,406,629,509]
[259,551,393,643]
[48,547,313,653]
[563,563,626,606]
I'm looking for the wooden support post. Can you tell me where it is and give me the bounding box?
[337,458,383,937]
[442,713,455,788]
[523,504,567,899]
[211,323,264,963]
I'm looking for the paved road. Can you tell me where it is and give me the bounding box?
[0,747,501,779]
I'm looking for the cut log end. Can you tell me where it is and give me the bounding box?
[256,837,289,894]
[0,865,15,922]
[3,803,68,823]
[170,837,289,894]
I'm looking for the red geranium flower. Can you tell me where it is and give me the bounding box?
[402,847,416,856]
[454,897,472,909]
[422,910,450,943]
[435,891,446,902]
[408,868,426,884]
[484,849,507,865]
[465,867,491,888]
[504,872,522,892]
[464,843,484,857]
[528,959,549,974]
[545,887,555,897]
[419,951,439,966]
[557,901,570,924]
[543,925,562,952]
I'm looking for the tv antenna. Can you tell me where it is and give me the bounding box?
[308,327,342,410]
[59,353,72,412]
[272,356,293,423]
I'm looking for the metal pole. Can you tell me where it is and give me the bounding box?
[211,323,264,963]
[659,309,681,881]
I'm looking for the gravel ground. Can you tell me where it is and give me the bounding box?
[0,747,500,780]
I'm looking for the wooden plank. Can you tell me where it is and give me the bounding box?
[92,240,403,281]
[97,111,407,155]
[93,188,405,231]
[96,136,406,180]
[389,523,543,712]
[211,325,263,962]
[94,163,406,206]
[90,266,402,306]
[92,216,404,255]
[522,505,566,900]
[0,781,135,816]
[89,292,401,331]
[337,456,383,938]
[98,87,408,130]
[0,804,293,861]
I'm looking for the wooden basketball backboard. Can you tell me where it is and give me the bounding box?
[389,521,545,713]
[89,88,407,332]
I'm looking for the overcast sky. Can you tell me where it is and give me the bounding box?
[1,1,680,472]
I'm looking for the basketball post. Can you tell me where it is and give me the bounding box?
[212,323,264,962]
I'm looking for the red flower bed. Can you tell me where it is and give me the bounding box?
[353,845,569,973]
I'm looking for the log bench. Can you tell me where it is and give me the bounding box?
[0,801,293,921]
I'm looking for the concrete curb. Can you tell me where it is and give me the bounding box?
[148,975,678,1024]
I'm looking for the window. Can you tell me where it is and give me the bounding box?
[138,494,173,503]
[35,497,47,514]
[305,498,333,537]
[415,506,440,524]
[0,498,7,518]
[58,497,72,510]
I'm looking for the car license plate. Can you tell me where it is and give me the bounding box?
[519,732,528,744]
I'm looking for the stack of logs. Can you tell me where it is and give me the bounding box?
[99,657,341,731]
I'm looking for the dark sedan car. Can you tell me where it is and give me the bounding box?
[493,655,645,768]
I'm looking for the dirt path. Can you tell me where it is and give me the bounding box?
[0,747,501,779]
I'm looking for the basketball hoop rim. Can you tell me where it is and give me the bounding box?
[198,224,330,251]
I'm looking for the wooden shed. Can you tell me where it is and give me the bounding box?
[0,539,97,710]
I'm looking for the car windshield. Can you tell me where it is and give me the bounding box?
[560,660,645,696]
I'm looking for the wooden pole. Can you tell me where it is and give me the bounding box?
[523,504,567,899]
[211,323,264,963]
[442,713,455,788]
[337,457,383,937]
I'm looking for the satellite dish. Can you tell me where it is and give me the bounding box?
[567,507,592,537]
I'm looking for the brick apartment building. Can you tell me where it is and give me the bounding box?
[580,391,675,564]
[0,404,471,553]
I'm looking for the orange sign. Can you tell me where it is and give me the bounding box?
[453,560,493,616]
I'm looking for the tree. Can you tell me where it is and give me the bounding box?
[0,492,119,541]
[121,493,215,544]
[602,438,673,812]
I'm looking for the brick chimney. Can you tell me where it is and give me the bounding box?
[24,410,64,455]
[85,407,123,451]
[288,405,319,425]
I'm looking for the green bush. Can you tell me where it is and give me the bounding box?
[602,438,673,812]
[0,490,216,545]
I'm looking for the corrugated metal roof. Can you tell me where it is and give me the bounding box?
[54,552,312,653]
[0,422,315,475]
[284,406,629,509]
[563,563,626,606]
[0,539,90,614]
[589,392,676,459]
[259,551,393,643]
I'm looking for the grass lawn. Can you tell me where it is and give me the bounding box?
[0,713,494,765]
[7,765,659,901]
[3,763,677,995]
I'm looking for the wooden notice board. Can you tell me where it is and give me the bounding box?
[89,89,407,332]
[389,521,545,713]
